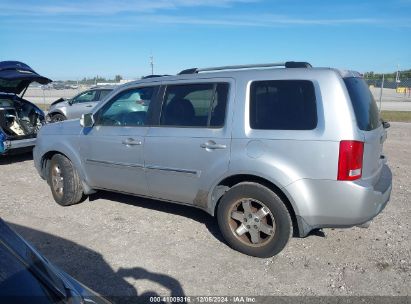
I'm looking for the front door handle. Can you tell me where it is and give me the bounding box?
[200,140,226,150]
[85,105,93,108]
[122,138,142,146]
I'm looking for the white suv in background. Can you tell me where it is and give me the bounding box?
[47,86,115,122]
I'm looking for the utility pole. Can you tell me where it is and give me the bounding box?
[395,64,400,84]
[379,74,384,112]
[149,55,154,75]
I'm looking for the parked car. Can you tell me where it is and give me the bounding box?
[47,86,115,122]
[0,61,50,156]
[0,218,110,303]
[33,62,392,258]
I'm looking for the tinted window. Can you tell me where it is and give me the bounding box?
[96,87,157,126]
[344,77,381,131]
[160,83,228,128]
[250,80,317,130]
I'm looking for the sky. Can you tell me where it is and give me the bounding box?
[0,0,410,80]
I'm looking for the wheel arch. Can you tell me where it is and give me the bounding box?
[211,174,302,237]
[40,150,69,180]
[47,110,66,120]
[40,149,94,195]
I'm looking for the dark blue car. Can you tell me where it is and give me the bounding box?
[0,61,50,155]
[0,218,110,303]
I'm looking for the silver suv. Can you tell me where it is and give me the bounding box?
[47,86,115,122]
[33,62,392,257]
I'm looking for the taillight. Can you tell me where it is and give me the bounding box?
[337,140,364,181]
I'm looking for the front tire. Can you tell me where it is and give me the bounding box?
[50,113,66,123]
[217,182,292,258]
[48,154,85,206]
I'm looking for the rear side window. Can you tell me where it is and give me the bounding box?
[160,83,229,128]
[344,77,381,131]
[250,80,317,130]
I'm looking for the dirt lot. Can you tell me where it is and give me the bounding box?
[0,123,410,301]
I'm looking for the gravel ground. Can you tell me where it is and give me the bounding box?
[0,123,410,301]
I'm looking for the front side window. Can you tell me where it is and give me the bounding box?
[95,86,156,126]
[160,83,229,128]
[250,80,317,130]
[72,90,98,104]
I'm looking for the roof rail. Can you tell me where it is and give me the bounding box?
[177,61,312,75]
[141,74,170,79]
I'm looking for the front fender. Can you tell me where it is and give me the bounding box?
[35,133,88,186]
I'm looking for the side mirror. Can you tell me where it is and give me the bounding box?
[80,113,95,128]
[67,99,73,106]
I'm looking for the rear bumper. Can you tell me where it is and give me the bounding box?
[1,138,37,154]
[286,164,392,236]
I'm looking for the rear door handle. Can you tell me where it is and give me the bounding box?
[122,138,142,146]
[85,105,93,108]
[200,140,226,150]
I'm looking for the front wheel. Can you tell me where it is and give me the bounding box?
[48,154,85,206]
[50,113,66,123]
[217,182,292,258]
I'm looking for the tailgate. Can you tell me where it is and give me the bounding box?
[362,125,386,185]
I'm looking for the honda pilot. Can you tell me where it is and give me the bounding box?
[33,62,392,257]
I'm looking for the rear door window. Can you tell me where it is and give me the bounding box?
[160,83,229,128]
[250,80,317,130]
[343,77,381,131]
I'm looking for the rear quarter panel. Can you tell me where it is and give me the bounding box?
[225,69,363,215]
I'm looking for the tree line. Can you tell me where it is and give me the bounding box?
[64,75,124,85]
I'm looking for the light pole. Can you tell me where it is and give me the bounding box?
[149,55,154,75]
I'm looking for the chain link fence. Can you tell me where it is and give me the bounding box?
[364,76,411,103]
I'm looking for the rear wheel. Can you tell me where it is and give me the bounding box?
[50,113,66,123]
[48,154,85,206]
[217,182,292,258]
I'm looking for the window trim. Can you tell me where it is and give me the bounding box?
[248,79,318,131]
[157,82,230,129]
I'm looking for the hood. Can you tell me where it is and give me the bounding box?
[0,61,52,95]
[50,97,67,107]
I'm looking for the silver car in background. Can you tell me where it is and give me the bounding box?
[34,62,392,258]
[47,86,115,122]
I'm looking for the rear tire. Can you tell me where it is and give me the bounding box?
[217,182,292,258]
[48,154,85,206]
[50,113,66,123]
